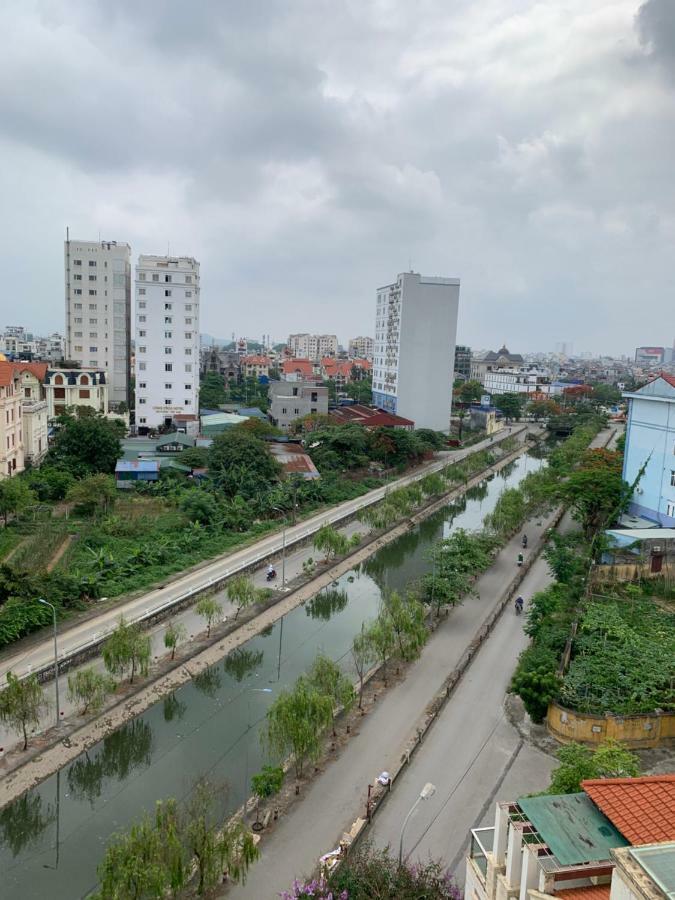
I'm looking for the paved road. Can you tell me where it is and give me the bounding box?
[225,501,560,899]
[225,426,619,898]
[367,534,557,883]
[0,429,526,688]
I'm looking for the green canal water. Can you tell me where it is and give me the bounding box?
[0,452,542,899]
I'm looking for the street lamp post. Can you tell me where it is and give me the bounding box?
[38,598,60,724]
[398,782,436,866]
[272,507,287,588]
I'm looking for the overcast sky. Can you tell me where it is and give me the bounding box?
[1,0,673,355]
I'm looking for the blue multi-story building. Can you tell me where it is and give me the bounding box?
[622,374,675,525]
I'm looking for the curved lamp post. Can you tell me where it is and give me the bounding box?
[398,781,436,866]
[38,598,60,724]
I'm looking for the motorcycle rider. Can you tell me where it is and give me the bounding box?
[267,563,276,580]
[522,534,528,548]
[515,596,524,614]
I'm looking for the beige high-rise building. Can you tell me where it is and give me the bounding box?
[64,236,131,407]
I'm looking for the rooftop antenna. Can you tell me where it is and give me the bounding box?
[167,241,171,257]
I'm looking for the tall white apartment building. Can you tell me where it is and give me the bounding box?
[287,333,338,360]
[134,255,200,430]
[372,271,460,431]
[348,336,374,361]
[64,237,131,407]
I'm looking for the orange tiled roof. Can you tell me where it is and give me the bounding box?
[582,776,675,845]
[14,362,48,381]
[556,884,610,900]
[281,359,315,378]
[241,355,270,366]
[0,361,20,387]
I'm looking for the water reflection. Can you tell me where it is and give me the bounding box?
[194,665,223,698]
[66,719,153,806]
[0,791,54,858]
[163,692,187,722]
[305,588,349,621]
[224,648,265,683]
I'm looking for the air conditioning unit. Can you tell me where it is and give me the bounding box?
[651,545,662,554]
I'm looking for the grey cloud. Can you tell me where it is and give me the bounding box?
[0,0,673,355]
[636,0,675,76]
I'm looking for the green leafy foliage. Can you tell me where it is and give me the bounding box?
[102,617,151,684]
[546,739,640,794]
[195,596,223,636]
[67,668,116,715]
[0,478,36,524]
[47,413,123,476]
[305,653,355,733]
[208,429,281,498]
[66,474,116,517]
[0,671,47,750]
[264,678,333,778]
[561,594,675,715]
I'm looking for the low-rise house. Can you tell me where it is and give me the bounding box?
[44,367,108,418]
[465,776,675,900]
[115,459,160,489]
[268,381,328,430]
[622,374,675,526]
[320,357,371,387]
[280,359,318,381]
[240,355,271,379]
[200,411,250,435]
[0,361,24,477]
[329,403,414,430]
[594,527,675,582]
[469,401,504,435]
[268,440,320,480]
[14,362,48,467]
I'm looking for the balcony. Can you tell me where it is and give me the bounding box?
[470,827,494,882]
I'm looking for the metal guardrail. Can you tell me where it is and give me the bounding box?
[9,428,529,683]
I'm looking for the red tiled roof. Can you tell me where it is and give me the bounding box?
[582,776,675,845]
[556,884,611,900]
[281,359,315,378]
[329,403,414,428]
[14,362,48,381]
[241,355,270,366]
[0,361,21,387]
[659,372,675,388]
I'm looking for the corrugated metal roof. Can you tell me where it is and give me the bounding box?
[518,793,628,866]
[115,460,159,473]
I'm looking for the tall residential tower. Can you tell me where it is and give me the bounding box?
[372,271,460,431]
[134,255,200,430]
[64,237,131,407]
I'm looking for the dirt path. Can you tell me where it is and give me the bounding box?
[46,534,74,572]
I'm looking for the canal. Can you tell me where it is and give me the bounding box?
[0,451,543,899]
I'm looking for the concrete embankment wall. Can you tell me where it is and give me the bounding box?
[547,702,675,749]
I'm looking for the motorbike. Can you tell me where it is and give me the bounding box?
[517,553,524,567]
[515,597,524,615]
[521,535,528,548]
[266,569,277,582]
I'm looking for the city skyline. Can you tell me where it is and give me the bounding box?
[0,1,673,357]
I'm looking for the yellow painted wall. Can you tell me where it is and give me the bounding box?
[547,701,675,749]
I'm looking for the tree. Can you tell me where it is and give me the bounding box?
[562,448,627,537]
[226,575,263,620]
[102,617,151,684]
[546,739,640,794]
[0,478,36,525]
[251,765,284,827]
[312,524,349,560]
[164,622,187,660]
[492,393,523,420]
[365,615,395,686]
[352,626,376,709]
[306,653,355,736]
[177,447,210,468]
[456,409,467,440]
[510,663,560,723]
[67,668,115,715]
[25,465,74,502]
[183,778,258,894]
[264,679,333,778]
[381,591,428,662]
[207,429,281,498]
[195,596,222,637]
[48,413,122,476]
[458,380,483,403]
[199,372,227,409]
[66,473,116,517]
[180,491,219,525]
[0,670,47,750]
[93,809,171,900]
